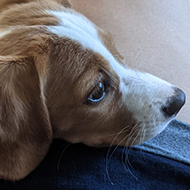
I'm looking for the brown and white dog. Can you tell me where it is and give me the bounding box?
[0,0,185,181]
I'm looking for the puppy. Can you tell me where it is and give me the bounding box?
[0,0,185,180]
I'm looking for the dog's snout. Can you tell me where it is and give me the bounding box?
[162,88,186,117]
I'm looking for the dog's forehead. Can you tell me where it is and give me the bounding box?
[47,10,99,41]
[47,10,126,78]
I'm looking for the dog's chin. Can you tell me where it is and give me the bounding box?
[76,121,171,148]
[134,121,172,146]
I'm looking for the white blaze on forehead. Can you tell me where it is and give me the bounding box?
[47,10,126,77]
[47,11,98,39]
[46,10,173,92]
[46,10,174,98]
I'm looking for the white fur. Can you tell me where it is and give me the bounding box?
[120,69,174,137]
[46,10,128,76]
[47,10,175,138]
[0,30,10,38]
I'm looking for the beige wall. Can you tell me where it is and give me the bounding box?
[70,0,190,124]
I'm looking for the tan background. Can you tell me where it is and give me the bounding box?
[70,0,190,124]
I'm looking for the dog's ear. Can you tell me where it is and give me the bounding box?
[0,55,53,181]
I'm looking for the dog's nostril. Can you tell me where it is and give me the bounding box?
[162,88,186,117]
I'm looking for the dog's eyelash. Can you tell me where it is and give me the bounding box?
[99,65,119,86]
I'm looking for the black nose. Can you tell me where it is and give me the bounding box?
[162,88,186,117]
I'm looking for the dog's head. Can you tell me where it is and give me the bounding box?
[0,0,185,180]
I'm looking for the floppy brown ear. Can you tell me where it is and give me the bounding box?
[0,56,53,181]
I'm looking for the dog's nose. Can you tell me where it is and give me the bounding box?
[162,88,186,117]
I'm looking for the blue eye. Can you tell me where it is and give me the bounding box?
[87,81,106,103]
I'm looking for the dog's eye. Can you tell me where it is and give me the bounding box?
[87,81,106,103]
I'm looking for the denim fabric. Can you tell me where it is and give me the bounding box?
[1,121,190,190]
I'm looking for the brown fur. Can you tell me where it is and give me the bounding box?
[0,56,52,180]
[47,39,136,146]
[0,0,71,12]
[0,0,70,181]
[0,0,136,181]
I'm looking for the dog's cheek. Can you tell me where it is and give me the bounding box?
[75,103,136,146]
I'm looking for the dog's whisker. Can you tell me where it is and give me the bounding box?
[106,121,135,165]
[140,124,150,163]
[105,124,133,185]
[137,124,143,146]
[119,134,139,181]
[124,124,140,166]
[122,124,139,169]
[124,123,139,147]
[106,133,132,185]
[99,65,119,86]
[57,142,71,170]
[123,125,140,181]
[98,128,129,138]
[105,122,136,184]
[121,145,126,170]
[141,123,146,145]
[106,121,134,160]
[124,123,140,161]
